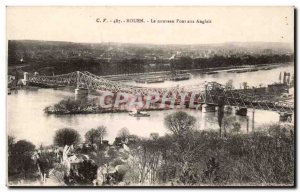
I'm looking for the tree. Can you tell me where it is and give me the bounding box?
[128,139,163,184]
[225,79,234,90]
[54,128,81,147]
[85,129,98,145]
[13,140,35,154]
[32,150,60,183]
[217,98,225,137]
[8,135,15,154]
[232,122,241,133]
[118,127,130,141]
[242,82,248,89]
[8,140,36,179]
[85,126,107,145]
[164,111,196,137]
[67,159,98,185]
[222,116,236,135]
[279,72,282,83]
[97,126,107,144]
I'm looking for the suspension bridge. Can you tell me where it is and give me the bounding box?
[23,71,294,115]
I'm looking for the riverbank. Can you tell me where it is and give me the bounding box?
[100,62,293,82]
[44,98,174,115]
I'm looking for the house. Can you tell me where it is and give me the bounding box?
[8,75,15,81]
[68,155,82,170]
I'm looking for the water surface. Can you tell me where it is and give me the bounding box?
[7,64,293,145]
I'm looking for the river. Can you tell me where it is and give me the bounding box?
[7,63,294,146]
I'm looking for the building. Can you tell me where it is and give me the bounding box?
[267,83,288,94]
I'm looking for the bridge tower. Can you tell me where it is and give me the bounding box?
[75,88,89,100]
[74,71,88,100]
[202,81,216,112]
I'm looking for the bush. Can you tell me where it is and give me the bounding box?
[154,124,294,185]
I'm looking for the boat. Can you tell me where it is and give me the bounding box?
[146,78,165,84]
[135,78,165,84]
[129,110,150,117]
[169,73,191,81]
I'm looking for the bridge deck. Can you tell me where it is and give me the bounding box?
[25,71,294,113]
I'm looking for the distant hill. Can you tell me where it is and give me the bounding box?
[7,40,294,76]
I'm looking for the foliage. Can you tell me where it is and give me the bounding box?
[54,128,81,147]
[222,116,242,134]
[118,127,130,141]
[156,123,294,185]
[8,112,295,186]
[128,138,164,184]
[177,164,200,185]
[201,157,220,183]
[242,82,248,89]
[8,139,37,180]
[44,98,98,114]
[85,126,107,145]
[8,40,293,76]
[8,135,15,155]
[225,79,234,90]
[33,150,61,179]
[217,104,225,137]
[232,122,241,133]
[164,111,196,137]
[66,160,98,185]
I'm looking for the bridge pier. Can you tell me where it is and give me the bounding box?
[279,112,292,122]
[23,72,28,86]
[202,104,216,113]
[75,88,89,100]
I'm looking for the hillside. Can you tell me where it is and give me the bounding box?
[8,40,294,76]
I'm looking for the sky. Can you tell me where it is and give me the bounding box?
[6,6,294,45]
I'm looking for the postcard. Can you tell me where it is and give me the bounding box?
[6,6,295,187]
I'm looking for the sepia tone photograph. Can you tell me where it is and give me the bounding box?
[6,6,295,187]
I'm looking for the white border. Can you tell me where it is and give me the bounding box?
[0,1,298,192]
